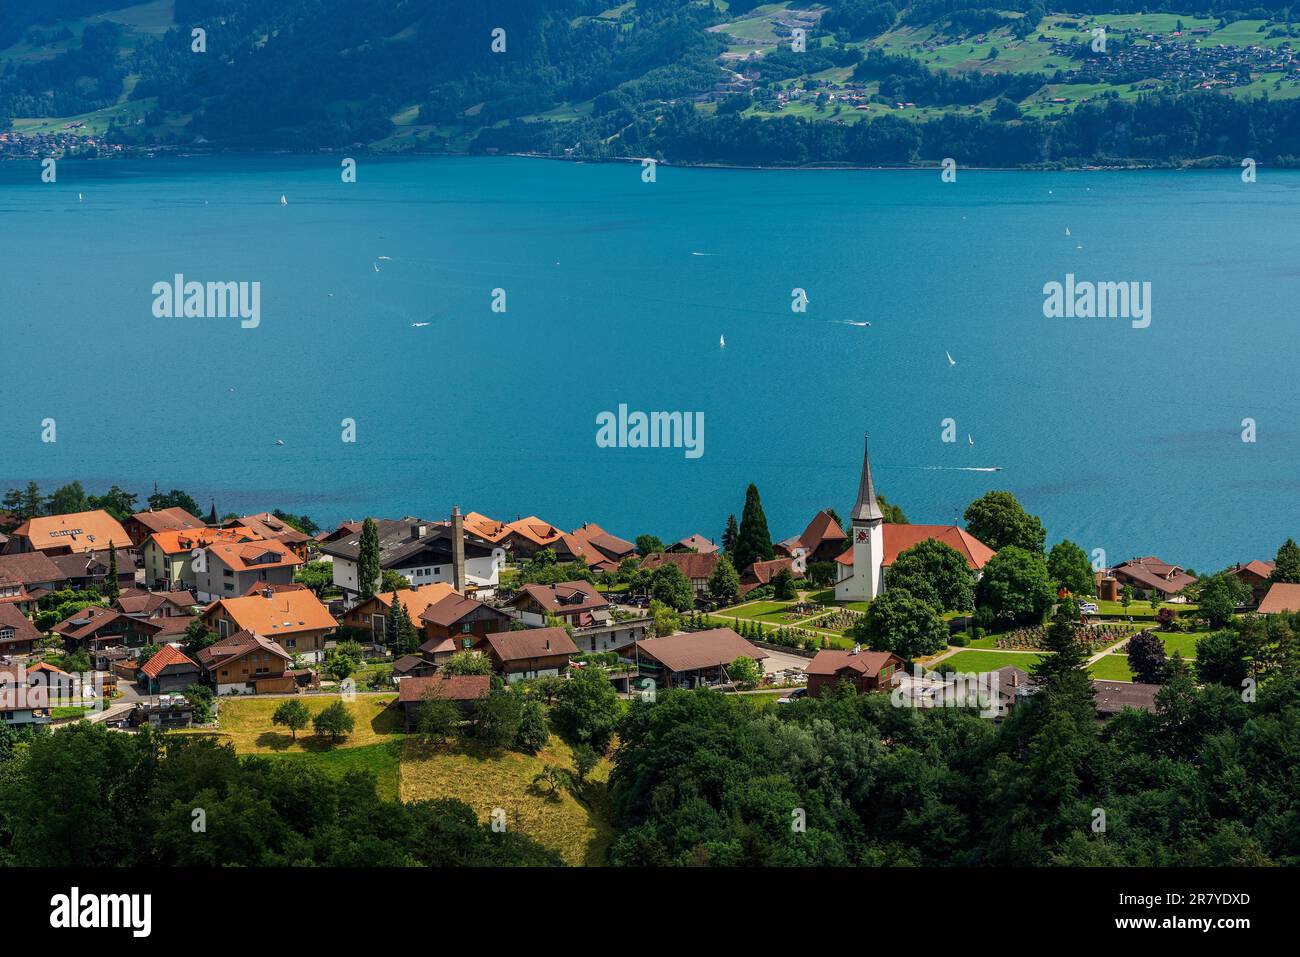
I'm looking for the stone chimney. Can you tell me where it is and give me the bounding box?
[451,505,465,593]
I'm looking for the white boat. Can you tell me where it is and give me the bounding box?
[719,334,726,348]
[78,193,83,203]
[967,434,974,446]
[373,262,380,273]
[280,194,287,206]
[946,351,956,367]
[275,439,285,446]
[1065,226,1070,236]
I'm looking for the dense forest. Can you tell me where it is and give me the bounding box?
[6,0,1300,165]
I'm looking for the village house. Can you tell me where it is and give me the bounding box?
[203,587,336,662]
[392,653,437,679]
[740,557,798,596]
[320,512,505,601]
[314,521,364,551]
[502,515,565,559]
[1091,680,1161,718]
[116,588,198,619]
[667,534,718,554]
[0,664,50,727]
[1233,560,1276,606]
[1109,557,1197,600]
[141,526,260,592]
[776,509,848,565]
[2,509,132,556]
[460,511,513,546]
[122,507,205,548]
[192,537,302,602]
[479,626,579,683]
[420,591,514,650]
[641,551,719,598]
[55,606,180,652]
[805,648,904,697]
[223,513,313,560]
[395,674,491,731]
[1258,582,1300,615]
[196,629,297,695]
[621,627,767,690]
[139,645,202,694]
[511,580,609,627]
[338,582,458,644]
[0,604,41,656]
[0,551,67,612]
[559,523,636,571]
[47,548,138,593]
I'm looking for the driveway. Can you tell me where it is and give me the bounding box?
[760,648,810,677]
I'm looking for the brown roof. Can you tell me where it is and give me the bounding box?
[1238,560,1275,580]
[116,590,198,616]
[1091,680,1161,715]
[805,648,899,676]
[397,673,491,704]
[196,629,293,670]
[240,581,309,597]
[1258,582,1300,614]
[10,510,132,553]
[140,644,199,680]
[514,580,608,613]
[669,534,718,554]
[796,510,847,551]
[0,551,68,587]
[128,508,205,535]
[229,513,312,547]
[419,592,492,628]
[641,551,719,580]
[0,604,41,645]
[483,626,579,663]
[1111,557,1197,595]
[569,523,635,562]
[630,628,767,674]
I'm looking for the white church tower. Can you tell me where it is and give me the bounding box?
[835,434,884,601]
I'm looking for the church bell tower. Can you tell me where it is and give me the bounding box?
[837,433,884,601]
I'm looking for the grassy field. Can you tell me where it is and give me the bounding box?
[179,693,616,864]
[184,694,401,753]
[1088,655,1136,681]
[1161,632,1203,658]
[940,650,1045,672]
[400,736,616,866]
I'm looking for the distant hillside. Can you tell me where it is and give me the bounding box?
[6,0,1300,166]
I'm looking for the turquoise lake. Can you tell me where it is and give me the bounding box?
[1,154,1296,572]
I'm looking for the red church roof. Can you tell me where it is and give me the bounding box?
[834,524,995,570]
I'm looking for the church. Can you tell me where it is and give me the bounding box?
[833,435,996,601]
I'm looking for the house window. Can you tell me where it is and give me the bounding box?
[286,638,296,648]
[461,623,471,634]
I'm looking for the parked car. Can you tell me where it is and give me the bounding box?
[1079,602,1099,615]
[777,688,808,705]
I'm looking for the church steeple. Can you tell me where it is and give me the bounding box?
[851,433,883,523]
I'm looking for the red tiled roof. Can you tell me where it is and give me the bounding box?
[670,534,718,554]
[514,580,608,613]
[641,551,719,580]
[1259,582,1300,614]
[397,674,491,704]
[805,648,898,677]
[834,524,995,570]
[419,592,490,628]
[140,644,199,679]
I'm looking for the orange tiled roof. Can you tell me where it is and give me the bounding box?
[147,526,259,556]
[206,589,336,636]
[140,644,199,680]
[11,510,132,553]
[835,524,995,570]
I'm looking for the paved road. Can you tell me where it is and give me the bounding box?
[760,648,810,676]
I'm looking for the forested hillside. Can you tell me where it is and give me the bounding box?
[7,0,1300,165]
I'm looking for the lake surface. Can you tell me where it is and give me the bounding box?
[1,154,1296,572]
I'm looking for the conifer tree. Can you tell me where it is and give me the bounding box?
[358,517,381,600]
[733,484,774,574]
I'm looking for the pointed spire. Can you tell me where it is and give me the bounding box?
[851,433,883,523]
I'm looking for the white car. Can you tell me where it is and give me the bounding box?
[1079,602,1099,615]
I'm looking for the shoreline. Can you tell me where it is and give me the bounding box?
[0,142,1261,174]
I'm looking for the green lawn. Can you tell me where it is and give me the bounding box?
[939,650,1045,673]
[1160,632,1202,659]
[1088,655,1136,681]
[273,740,403,801]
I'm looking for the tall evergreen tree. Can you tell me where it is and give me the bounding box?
[387,591,420,656]
[1030,599,1094,720]
[358,517,381,600]
[102,543,120,603]
[732,484,773,573]
[721,513,739,554]
[1270,538,1300,584]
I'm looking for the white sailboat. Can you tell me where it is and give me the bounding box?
[280,194,287,206]
[78,193,83,203]
[373,262,380,273]
[946,351,956,367]
[1065,226,1070,236]
[967,434,974,446]
[719,334,726,349]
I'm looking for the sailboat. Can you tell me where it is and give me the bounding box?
[946,351,956,367]
[967,434,974,446]
[373,262,380,273]
[78,193,83,203]
[1065,226,1070,236]
[280,194,287,206]
[719,334,726,349]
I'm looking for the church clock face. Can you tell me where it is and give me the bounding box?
[857,530,868,542]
